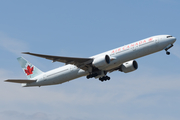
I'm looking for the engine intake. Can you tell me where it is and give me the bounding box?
[92,55,110,70]
[120,60,138,73]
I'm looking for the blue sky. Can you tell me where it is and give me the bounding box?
[0,0,180,120]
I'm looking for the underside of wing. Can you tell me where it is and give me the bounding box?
[5,79,37,83]
[22,52,93,70]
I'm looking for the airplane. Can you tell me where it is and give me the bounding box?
[5,35,176,87]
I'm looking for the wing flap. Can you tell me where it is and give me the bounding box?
[5,79,36,83]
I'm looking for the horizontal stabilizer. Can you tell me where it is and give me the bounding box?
[5,79,36,83]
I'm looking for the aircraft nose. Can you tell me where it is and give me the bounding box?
[171,37,176,43]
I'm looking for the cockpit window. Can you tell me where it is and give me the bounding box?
[167,36,172,38]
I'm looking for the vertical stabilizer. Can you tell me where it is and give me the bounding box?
[17,57,43,79]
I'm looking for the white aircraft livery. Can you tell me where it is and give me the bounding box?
[5,35,176,87]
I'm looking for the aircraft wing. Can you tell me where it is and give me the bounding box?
[22,52,93,70]
[5,79,36,83]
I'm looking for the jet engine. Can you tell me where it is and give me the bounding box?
[92,55,110,70]
[119,60,138,73]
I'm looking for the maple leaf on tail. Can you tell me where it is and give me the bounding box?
[24,65,34,75]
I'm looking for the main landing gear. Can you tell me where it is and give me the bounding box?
[86,73,111,82]
[86,73,98,79]
[165,44,173,55]
[99,76,110,82]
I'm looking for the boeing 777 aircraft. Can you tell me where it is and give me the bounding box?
[5,35,176,87]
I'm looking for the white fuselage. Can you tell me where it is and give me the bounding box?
[23,35,176,87]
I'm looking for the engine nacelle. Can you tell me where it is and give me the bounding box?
[92,55,110,70]
[120,60,138,73]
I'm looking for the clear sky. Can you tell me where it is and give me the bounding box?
[0,0,180,120]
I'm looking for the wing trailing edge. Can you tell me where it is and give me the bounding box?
[22,52,93,70]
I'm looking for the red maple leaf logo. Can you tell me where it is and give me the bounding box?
[149,38,153,41]
[24,65,34,75]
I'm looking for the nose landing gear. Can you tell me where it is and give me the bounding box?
[166,51,170,55]
[165,44,173,55]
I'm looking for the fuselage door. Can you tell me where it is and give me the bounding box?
[131,44,138,51]
[155,38,159,44]
[131,46,136,51]
[43,74,46,80]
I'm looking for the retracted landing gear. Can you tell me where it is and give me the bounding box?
[165,44,173,55]
[99,76,110,82]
